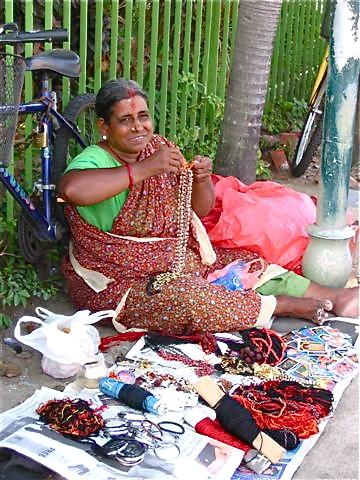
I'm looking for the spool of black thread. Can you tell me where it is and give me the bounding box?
[118,384,152,410]
[214,394,261,445]
[99,378,159,414]
[264,429,300,451]
[214,394,299,451]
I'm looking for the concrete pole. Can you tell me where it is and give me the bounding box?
[302,0,359,287]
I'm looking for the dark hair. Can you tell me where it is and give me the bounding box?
[95,79,148,123]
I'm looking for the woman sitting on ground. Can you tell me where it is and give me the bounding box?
[59,79,358,334]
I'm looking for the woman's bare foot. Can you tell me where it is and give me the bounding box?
[332,287,359,318]
[305,284,359,319]
[275,296,333,324]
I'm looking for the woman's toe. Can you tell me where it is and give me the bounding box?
[321,299,333,311]
[312,299,333,324]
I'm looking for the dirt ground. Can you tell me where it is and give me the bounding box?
[0,162,359,479]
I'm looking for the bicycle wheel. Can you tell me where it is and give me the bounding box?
[290,81,326,177]
[18,210,48,264]
[52,93,98,230]
[52,93,98,185]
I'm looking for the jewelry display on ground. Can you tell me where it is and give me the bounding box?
[97,415,183,465]
[155,347,215,377]
[18,322,356,480]
[215,328,286,366]
[217,356,314,386]
[135,370,196,393]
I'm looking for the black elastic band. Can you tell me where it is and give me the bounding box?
[158,421,185,436]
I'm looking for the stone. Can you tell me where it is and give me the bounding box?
[279,132,299,148]
[270,149,289,172]
[16,351,33,359]
[0,360,21,377]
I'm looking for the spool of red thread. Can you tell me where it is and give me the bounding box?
[184,406,251,452]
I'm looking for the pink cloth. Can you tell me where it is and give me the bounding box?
[202,176,317,271]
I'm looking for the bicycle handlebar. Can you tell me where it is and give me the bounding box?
[0,23,68,45]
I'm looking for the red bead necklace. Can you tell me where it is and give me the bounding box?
[156,347,214,377]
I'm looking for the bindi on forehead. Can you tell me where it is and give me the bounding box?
[126,87,137,97]
[127,88,138,111]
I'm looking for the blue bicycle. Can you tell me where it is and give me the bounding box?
[0,23,98,269]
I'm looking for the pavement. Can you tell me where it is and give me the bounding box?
[0,175,359,480]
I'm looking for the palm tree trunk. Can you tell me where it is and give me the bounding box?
[216,0,282,183]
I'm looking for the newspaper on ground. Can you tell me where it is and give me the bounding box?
[0,321,358,480]
[0,387,244,480]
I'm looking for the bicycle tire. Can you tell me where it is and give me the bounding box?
[290,84,326,177]
[51,93,97,231]
[52,92,97,186]
[291,119,323,177]
[18,210,48,264]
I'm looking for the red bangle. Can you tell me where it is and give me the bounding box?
[124,163,134,189]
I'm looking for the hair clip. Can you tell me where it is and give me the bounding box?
[158,421,185,437]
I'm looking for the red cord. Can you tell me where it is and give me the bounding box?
[231,381,333,439]
[125,163,134,189]
[100,331,146,351]
[36,398,104,437]
[195,417,251,452]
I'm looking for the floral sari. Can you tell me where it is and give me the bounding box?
[62,135,273,334]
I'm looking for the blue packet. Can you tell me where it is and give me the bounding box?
[211,261,246,291]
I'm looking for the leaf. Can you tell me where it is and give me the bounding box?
[0,313,11,329]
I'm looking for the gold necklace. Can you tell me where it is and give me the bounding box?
[219,356,315,387]
[147,166,193,294]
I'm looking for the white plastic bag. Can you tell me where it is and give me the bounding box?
[14,308,115,379]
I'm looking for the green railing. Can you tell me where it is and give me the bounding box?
[1,0,326,221]
[267,0,327,109]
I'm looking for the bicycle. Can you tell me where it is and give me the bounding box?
[289,47,328,177]
[0,23,99,270]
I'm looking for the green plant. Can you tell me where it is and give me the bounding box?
[263,98,307,134]
[0,211,58,329]
[170,74,225,162]
[0,313,11,329]
[1,255,57,304]
[256,149,272,180]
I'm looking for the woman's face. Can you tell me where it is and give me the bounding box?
[100,95,153,155]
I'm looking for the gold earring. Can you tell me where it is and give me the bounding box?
[102,134,107,140]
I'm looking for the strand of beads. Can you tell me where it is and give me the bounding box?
[156,347,214,377]
[147,167,193,294]
[136,371,196,393]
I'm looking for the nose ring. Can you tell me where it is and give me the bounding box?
[131,126,136,132]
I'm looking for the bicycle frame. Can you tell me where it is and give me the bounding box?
[0,73,86,241]
[309,46,329,105]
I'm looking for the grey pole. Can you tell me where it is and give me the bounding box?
[302,0,359,287]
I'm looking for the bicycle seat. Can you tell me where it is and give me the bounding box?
[25,49,80,77]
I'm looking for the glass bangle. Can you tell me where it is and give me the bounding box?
[154,442,181,461]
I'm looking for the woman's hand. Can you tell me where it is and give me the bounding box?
[191,155,215,217]
[192,155,212,183]
[141,145,185,176]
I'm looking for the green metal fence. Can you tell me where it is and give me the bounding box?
[267,0,327,108]
[1,0,326,220]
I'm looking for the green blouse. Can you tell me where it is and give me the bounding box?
[64,145,129,231]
